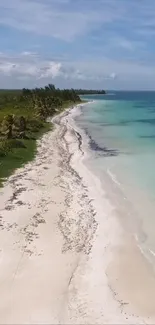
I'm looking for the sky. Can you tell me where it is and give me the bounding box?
[0,0,155,89]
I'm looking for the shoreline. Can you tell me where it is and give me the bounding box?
[62,104,155,323]
[0,104,97,324]
[0,103,155,323]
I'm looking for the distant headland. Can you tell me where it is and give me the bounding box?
[75,89,106,95]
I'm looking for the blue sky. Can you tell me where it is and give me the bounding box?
[0,0,155,89]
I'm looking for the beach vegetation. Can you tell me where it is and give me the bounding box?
[0,84,81,185]
[74,89,106,95]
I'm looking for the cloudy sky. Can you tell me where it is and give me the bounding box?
[0,0,155,89]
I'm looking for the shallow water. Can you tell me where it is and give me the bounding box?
[75,92,155,267]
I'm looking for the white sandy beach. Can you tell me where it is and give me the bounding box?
[1,104,155,324]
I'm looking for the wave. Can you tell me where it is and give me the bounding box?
[149,249,155,258]
[135,234,155,264]
[107,168,121,187]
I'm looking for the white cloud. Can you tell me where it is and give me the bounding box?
[0,0,154,90]
[0,52,93,81]
[118,39,135,51]
[109,72,117,80]
[0,51,155,90]
[0,53,63,79]
[0,0,124,41]
[39,62,62,79]
[0,52,118,85]
[21,51,37,57]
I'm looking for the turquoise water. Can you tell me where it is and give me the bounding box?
[75,92,155,262]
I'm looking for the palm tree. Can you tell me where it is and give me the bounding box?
[3,114,14,139]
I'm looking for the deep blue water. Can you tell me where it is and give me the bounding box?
[82,91,155,101]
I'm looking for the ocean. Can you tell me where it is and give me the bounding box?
[74,92,155,267]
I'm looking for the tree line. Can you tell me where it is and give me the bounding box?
[0,84,81,157]
[74,89,106,95]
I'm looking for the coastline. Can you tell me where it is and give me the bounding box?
[0,103,97,324]
[0,103,155,323]
[66,104,155,324]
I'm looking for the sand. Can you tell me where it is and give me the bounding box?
[0,104,155,324]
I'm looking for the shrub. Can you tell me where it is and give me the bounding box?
[27,119,44,132]
[0,138,26,157]
[0,139,12,156]
[1,114,14,139]
[9,139,26,148]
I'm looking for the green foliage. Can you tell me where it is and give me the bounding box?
[75,89,106,95]
[9,139,27,149]
[19,116,26,132]
[27,118,44,132]
[0,83,81,186]
[1,114,14,138]
[0,139,13,157]
[0,123,51,186]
